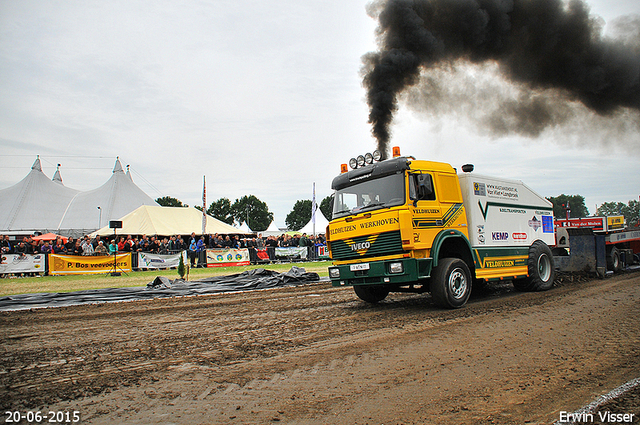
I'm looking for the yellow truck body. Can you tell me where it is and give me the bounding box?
[327,153,555,308]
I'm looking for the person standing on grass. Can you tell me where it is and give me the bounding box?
[91,235,102,249]
[41,241,52,254]
[81,237,94,256]
[53,238,67,254]
[108,239,118,255]
[196,236,206,267]
[95,241,108,256]
[14,241,28,257]
[188,237,197,267]
[1,235,11,254]
[175,235,185,252]
[65,236,75,253]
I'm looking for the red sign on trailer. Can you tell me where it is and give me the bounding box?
[555,216,626,233]
[555,217,606,232]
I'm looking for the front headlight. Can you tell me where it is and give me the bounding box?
[329,268,340,278]
[389,262,403,274]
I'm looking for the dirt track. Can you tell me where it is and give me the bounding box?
[1,272,639,424]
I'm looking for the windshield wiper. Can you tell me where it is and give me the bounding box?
[334,202,386,217]
[360,202,386,211]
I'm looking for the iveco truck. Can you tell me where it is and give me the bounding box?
[326,147,556,308]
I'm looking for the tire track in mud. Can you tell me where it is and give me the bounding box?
[1,273,638,422]
[0,283,360,409]
[78,273,640,424]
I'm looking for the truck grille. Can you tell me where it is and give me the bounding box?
[330,230,403,261]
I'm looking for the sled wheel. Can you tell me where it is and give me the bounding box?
[606,247,621,273]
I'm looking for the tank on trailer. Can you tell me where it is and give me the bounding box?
[457,173,555,249]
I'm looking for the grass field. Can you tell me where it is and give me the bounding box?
[0,261,331,297]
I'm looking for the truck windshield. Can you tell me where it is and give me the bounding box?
[332,172,405,219]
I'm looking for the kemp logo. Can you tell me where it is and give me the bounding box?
[492,232,509,241]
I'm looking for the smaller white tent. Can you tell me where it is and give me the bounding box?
[298,210,330,235]
[90,205,251,237]
[262,217,285,236]
[236,222,253,234]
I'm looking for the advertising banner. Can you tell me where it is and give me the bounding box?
[0,254,46,274]
[607,215,625,230]
[317,245,329,259]
[49,254,132,275]
[458,174,556,249]
[206,249,250,267]
[138,251,186,269]
[556,216,625,232]
[275,247,308,259]
[555,217,606,232]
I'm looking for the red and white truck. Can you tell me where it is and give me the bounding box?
[554,215,640,274]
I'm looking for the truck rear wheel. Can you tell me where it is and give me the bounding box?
[353,285,389,303]
[606,246,621,272]
[430,258,471,309]
[513,241,555,292]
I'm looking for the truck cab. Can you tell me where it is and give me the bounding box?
[327,148,556,308]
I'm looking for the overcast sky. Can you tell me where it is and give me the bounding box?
[1,0,639,227]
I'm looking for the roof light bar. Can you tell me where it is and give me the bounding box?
[346,150,384,169]
[364,153,373,164]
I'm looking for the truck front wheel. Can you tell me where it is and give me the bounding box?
[430,258,472,309]
[513,241,555,292]
[353,285,389,303]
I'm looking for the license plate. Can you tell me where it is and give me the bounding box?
[350,263,370,271]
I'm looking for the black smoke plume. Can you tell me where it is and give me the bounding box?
[362,0,640,157]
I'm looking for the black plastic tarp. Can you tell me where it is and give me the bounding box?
[0,267,321,311]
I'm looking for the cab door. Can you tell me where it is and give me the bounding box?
[409,172,441,250]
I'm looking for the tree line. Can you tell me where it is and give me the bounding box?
[158,193,638,231]
[547,195,639,227]
[156,195,335,232]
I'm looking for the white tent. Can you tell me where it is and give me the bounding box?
[0,157,160,238]
[262,216,285,236]
[57,158,158,235]
[90,205,252,237]
[0,157,79,234]
[236,221,253,234]
[298,210,330,235]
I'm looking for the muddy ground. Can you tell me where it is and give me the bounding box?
[1,271,639,424]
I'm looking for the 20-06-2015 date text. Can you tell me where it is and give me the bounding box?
[5,411,80,423]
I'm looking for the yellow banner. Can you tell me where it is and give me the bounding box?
[49,254,132,275]
[607,215,625,230]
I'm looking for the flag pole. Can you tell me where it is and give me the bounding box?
[202,176,206,235]
[312,182,316,237]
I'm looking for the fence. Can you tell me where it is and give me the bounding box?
[0,246,330,276]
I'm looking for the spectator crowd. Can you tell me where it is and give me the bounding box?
[1,232,326,257]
